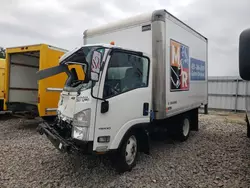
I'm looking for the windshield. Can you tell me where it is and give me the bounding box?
[62,46,105,91]
[36,45,106,92]
[61,46,97,67]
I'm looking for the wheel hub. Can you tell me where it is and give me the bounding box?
[183,118,190,137]
[125,135,137,165]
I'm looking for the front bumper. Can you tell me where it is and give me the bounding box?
[37,122,93,154]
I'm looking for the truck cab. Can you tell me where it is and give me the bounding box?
[37,44,152,172]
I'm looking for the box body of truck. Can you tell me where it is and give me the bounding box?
[37,9,207,172]
[83,9,208,120]
[0,58,6,111]
[4,44,70,118]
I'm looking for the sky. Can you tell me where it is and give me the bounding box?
[0,0,249,76]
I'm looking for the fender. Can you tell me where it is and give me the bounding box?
[109,118,149,150]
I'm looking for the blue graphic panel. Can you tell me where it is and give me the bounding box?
[190,58,206,81]
[180,45,189,69]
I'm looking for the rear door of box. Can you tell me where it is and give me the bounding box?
[0,65,4,99]
[0,61,5,111]
[38,45,67,117]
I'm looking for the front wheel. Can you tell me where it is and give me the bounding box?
[111,133,138,173]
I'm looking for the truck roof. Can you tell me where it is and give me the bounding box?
[59,43,149,63]
[83,9,207,41]
[6,43,68,53]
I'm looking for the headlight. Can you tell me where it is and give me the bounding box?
[72,109,91,141]
[72,109,91,127]
[72,126,88,141]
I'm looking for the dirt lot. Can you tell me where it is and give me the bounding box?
[1,111,250,188]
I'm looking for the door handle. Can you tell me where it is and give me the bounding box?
[143,103,149,116]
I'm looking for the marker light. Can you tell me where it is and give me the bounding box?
[110,41,115,45]
[98,136,110,143]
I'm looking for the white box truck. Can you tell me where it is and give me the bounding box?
[37,9,208,172]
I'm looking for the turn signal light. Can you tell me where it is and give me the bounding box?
[98,136,110,143]
[110,41,115,45]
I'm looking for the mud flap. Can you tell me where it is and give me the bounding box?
[190,108,199,131]
[137,129,150,155]
[0,99,3,111]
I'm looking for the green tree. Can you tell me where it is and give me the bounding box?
[0,47,5,59]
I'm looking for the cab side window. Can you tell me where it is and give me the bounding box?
[103,51,149,98]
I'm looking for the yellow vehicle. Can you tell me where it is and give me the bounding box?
[0,58,6,111]
[4,44,84,119]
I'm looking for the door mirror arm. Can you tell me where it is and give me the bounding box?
[90,82,109,113]
[90,81,105,101]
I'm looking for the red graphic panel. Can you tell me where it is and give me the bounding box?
[180,68,189,90]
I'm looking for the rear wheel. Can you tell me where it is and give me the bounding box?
[111,132,138,173]
[175,116,191,142]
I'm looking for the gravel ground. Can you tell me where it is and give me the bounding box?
[1,111,250,188]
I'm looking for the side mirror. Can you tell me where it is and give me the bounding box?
[91,50,102,82]
[239,28,250,80]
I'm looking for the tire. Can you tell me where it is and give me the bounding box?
[111,132,138,173]
[247,124,250,138]
[175,115,191,142]
[246,115,250,138]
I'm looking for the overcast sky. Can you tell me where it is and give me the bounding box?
[0,0,249,76]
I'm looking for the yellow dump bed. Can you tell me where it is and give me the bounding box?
[4,44,84,117]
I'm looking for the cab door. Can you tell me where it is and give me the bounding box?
[93,50,152,151]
